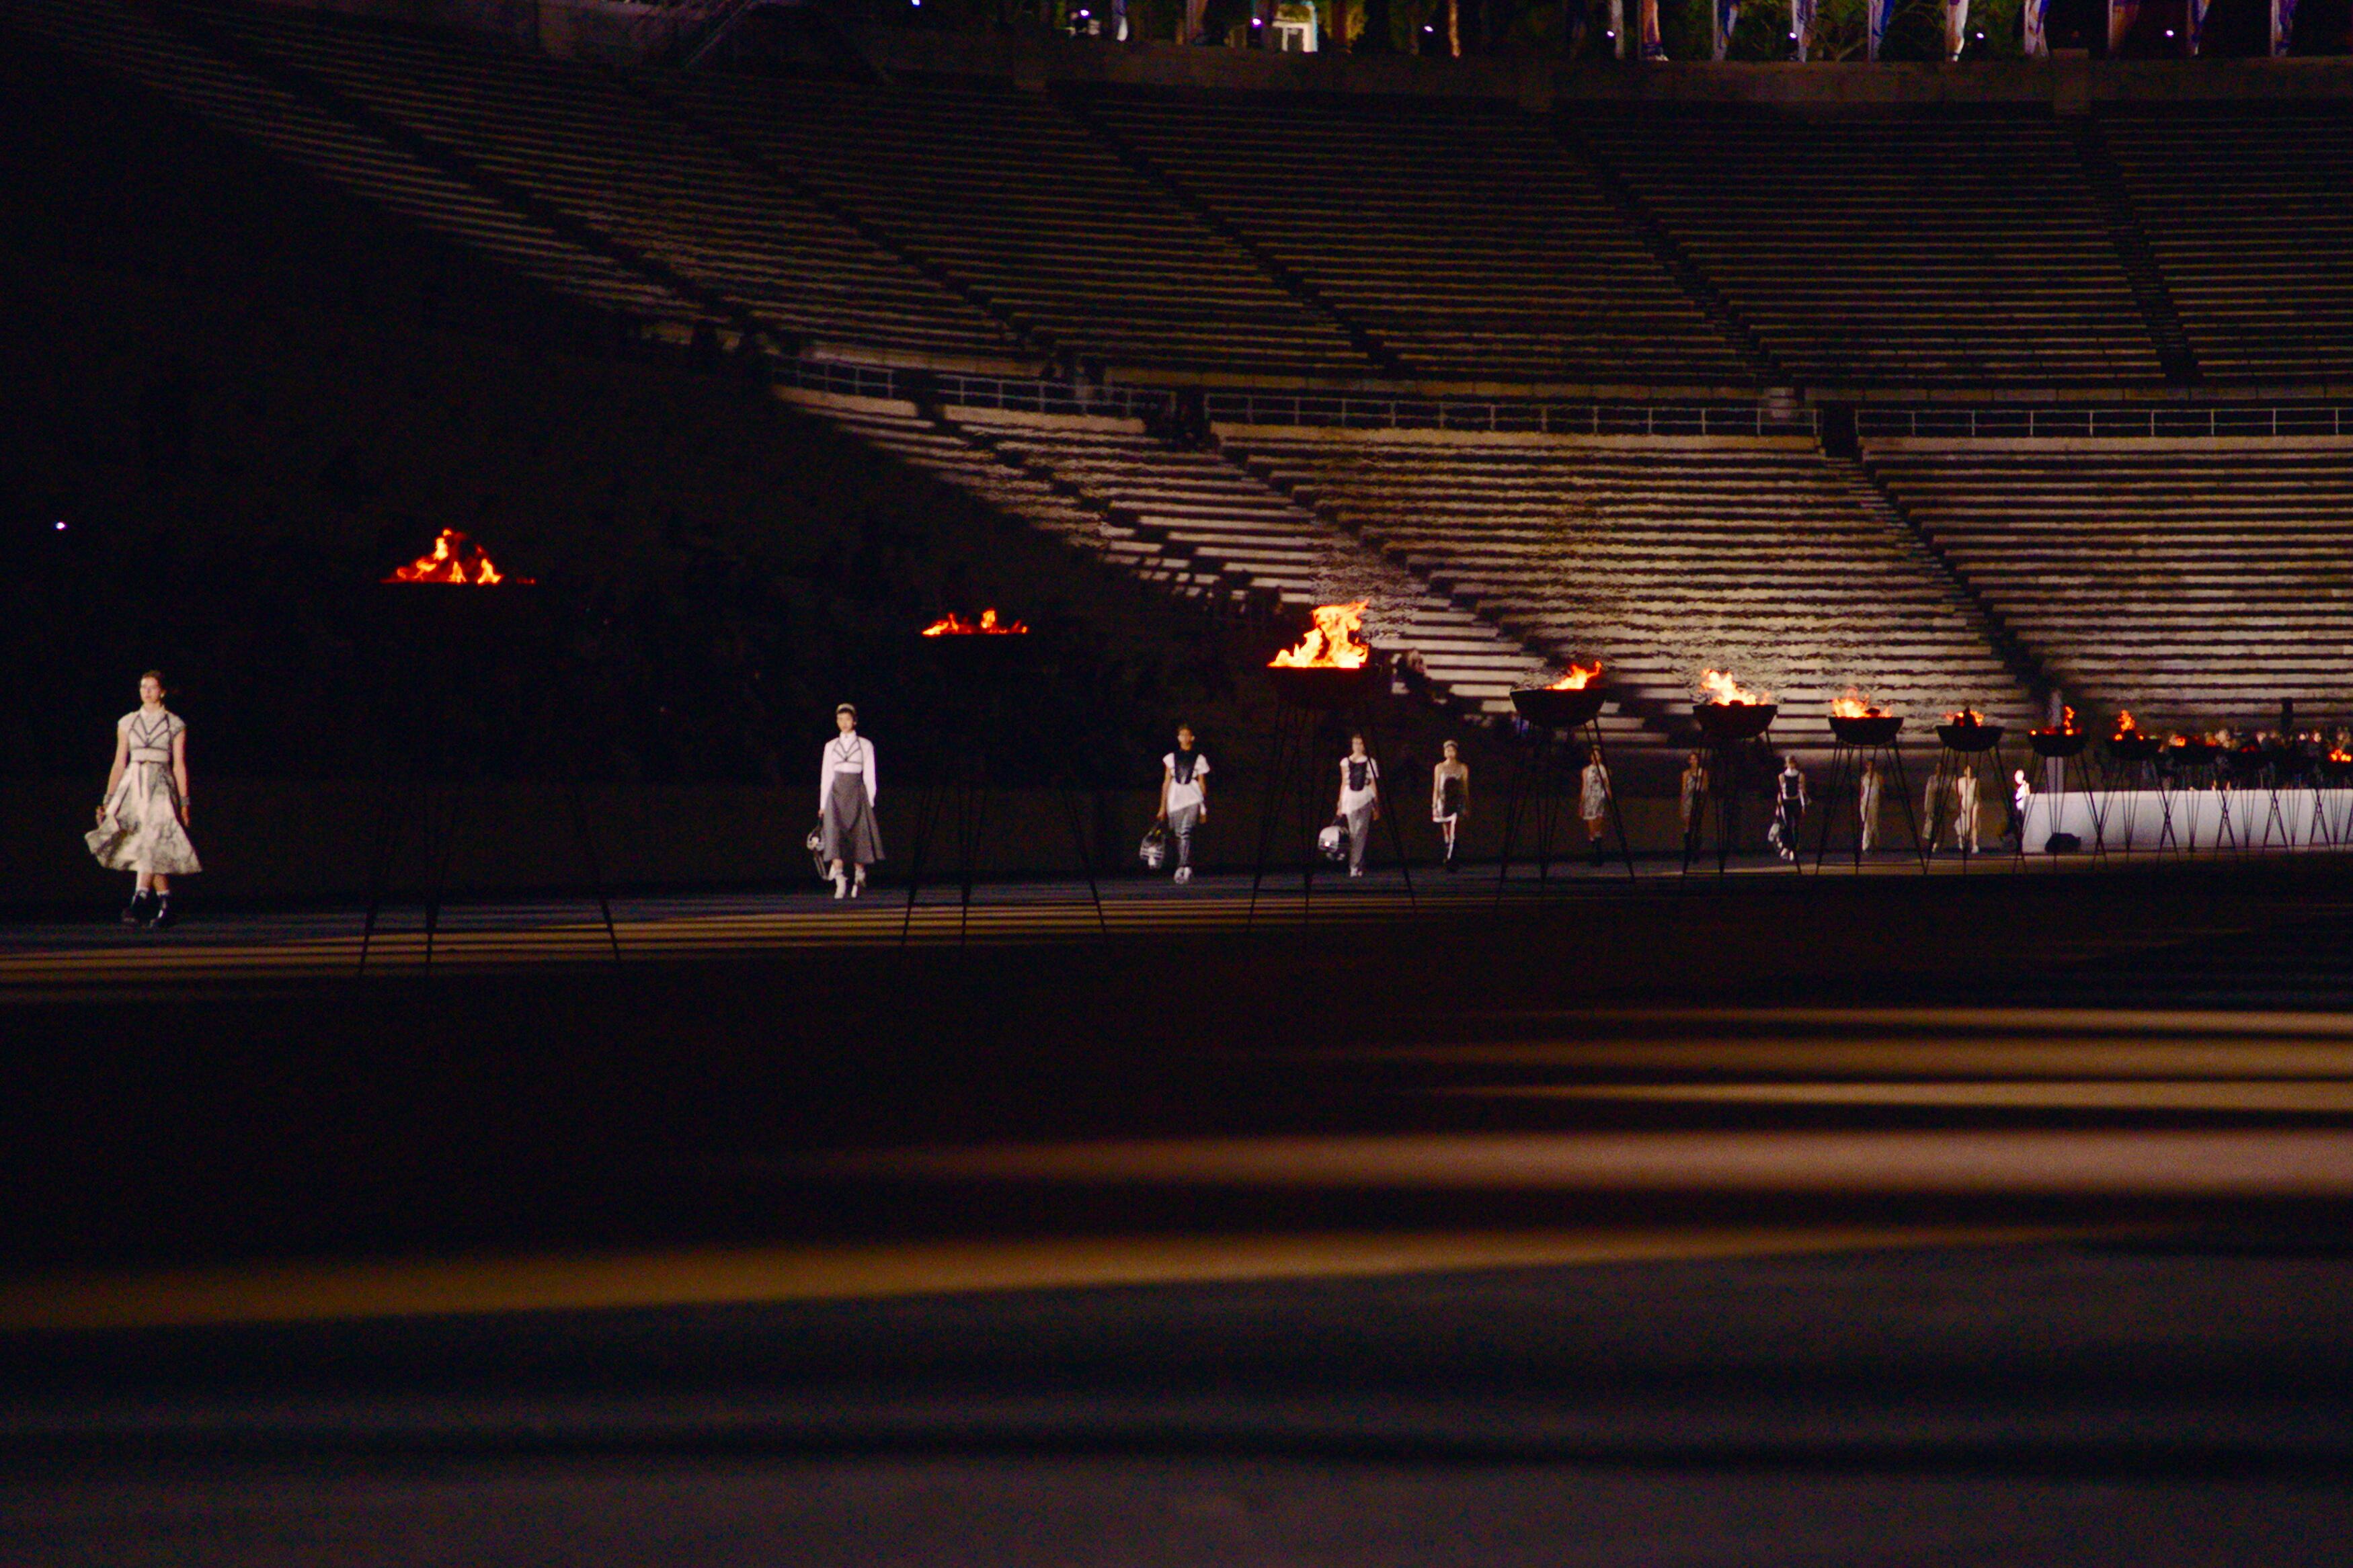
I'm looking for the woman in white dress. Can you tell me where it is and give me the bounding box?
[1580,747,1612,866]
[820,704,882,898]
[1429,739,1469,872]
[87,670,200,928]
[1954,764,1983,856]
[1335,733,1381,878]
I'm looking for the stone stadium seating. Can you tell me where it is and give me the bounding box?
[953,411,1546,708]
[1226,427,2031,741]
[1072,87,1753,390]
[0,0,696,328]
[794,395,1547,712]
[1593,108,2167,390]
[664,73,1376,380]
[1863,440,2353,727]
[194,1,1025,364]
[785,393,1187,587]
[2099,105,2353,386]
[30,0,2353,745]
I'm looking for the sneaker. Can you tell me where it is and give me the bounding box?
[1173,866,1191,884]
[1349,866,1363,878]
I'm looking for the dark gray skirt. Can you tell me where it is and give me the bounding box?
[822,772,883,866]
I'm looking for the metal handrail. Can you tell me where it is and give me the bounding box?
[1203,393,1816,437]
[776,360,1173,417]
[1856,406,2353,440]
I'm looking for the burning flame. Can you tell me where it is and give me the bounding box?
[1697,669,1771,706]
[1944,707,1986,727]
[1271,603,1371,669]
[1829,687,1886,719]
[383,528,529,585]
[2034,705,2081,737]
[920,608,1027,636]
[1547,661,1603,691]
[2114,710,2141,739]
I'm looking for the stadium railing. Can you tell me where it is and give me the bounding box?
[1858,406,2353,440]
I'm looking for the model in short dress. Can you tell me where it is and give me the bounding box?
[820,703,882,898]
[86,669,200,928]
[1429,739,1468,872]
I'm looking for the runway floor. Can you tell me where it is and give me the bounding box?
[0,843,2331,989]
[5,858,2353,1563]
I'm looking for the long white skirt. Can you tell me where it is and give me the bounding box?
[87,761,201,876]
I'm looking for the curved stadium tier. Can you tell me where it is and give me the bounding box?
[17,0,2353,748]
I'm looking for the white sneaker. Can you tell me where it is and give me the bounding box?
[833,877,846,900]
[1174,866,1191,884]
[850,874,865,898]
[1349,866,1363,878]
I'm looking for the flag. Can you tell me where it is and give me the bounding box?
[2023,0,2049,55]
[1793,0,1814,58]
[2108,0,2141,52]
[1714,0,1739,58]
[1866,0,1890,60]
[1946,0,1970,57]
[1640,0,1666,58]
[2272,0,2297,53]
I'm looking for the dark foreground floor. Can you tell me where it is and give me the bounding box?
[5,860,2353,1563]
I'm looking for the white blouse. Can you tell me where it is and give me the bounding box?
[820,733,878,812]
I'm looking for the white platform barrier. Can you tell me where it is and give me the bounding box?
[2023,789,2353,854]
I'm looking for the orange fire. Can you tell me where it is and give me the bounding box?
[1697,669,1770,706]
[2114,710,2141,739]
[383,528,529,585]
[920,608,1027,636]
[1829,687,1885,719]
[2034,705,2081,737]
[1270,602,1371,669]
[1944,706,1986,727]
[1548,661,1603,691]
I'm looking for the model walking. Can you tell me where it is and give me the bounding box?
[87,670,200,928]
[1923,761,1952,856]
[1430,739,1469,872]
[1954,764,1983,856]
[820,703,882,897]
[1156,723,1210,884]
[1580,746,1611,866]
[1678,751,1708,856]
[1335,733,1381,878]
[2009,768,2032,852]
[1769,755,1808,862]
[1858,757,1883,854]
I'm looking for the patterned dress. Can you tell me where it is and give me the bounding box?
[87,708,201,875]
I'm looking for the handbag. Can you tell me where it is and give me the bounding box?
[1138,826,1166,870]
[805,824,829,879]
